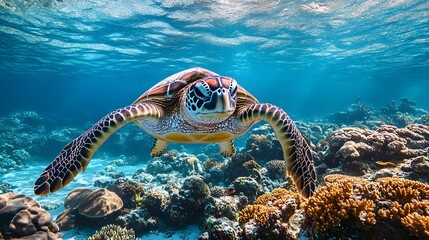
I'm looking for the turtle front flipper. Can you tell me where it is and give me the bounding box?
[239,103,316,198]
[34,103,162,196]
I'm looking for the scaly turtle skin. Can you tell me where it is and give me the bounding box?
[34,67,316,198]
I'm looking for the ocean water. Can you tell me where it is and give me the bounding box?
[1,0,429,239]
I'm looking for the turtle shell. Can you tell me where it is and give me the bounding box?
[134,67,218,103]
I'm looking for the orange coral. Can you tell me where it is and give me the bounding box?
[305,174,429,239]
[303,180,376,231]
[376,177,429,202]
[239,188,301,233]
[239,204,277,228]
[254,188,300,206]
[401,212,429,239]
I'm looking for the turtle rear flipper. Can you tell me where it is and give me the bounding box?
[34,103,162,196]
[239,103,316,198]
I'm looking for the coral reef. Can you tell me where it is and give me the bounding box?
[264,160,286,181]
[204,196,240,221]
[230,177,264,203]
[55,208,75,231]
[324,124,429,178]
[401,212,429,239]
[238,188,302,239]
[328,98,374,125]
[141,189,167,215]
[0,192,62,239]
[146,150,202,177]
[0,148,31,174]
[115,208,158,235]
[244,132,283,162]
[202,216,241,240]
[304,177,376,231]
[88,224,135,240]
[222,153,260,183]
[202,158,225,185]
[0,181,13,194]
[106,178,144,209]
[164,175,211,226]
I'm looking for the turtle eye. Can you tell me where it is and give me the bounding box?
[194,82,210,99]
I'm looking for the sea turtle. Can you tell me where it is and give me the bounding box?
[34,67,316,198]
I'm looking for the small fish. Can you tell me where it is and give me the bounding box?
[225,187,235,195]
[149,216,158,224]
[375,161,397,167]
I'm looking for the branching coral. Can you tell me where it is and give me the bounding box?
[254,188,301,207]
[88,224,135,240]
[304,175,429,239]
[401,212,429,239]
[238,188,303,239]
[376,177,429,202]
[304,181,376,231]
[239,204,277,228]
[265,160,286,180]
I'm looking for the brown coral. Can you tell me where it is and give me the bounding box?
[0,192,62,239]
[65,188,123,218]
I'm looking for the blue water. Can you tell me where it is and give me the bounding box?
[1,0,428,120]
[1,0,429,239]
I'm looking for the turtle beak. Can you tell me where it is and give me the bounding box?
[199,88,235,118]
[215,90,233,112]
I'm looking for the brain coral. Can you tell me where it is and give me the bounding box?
[65,187,123,218]
[0,192,62,239]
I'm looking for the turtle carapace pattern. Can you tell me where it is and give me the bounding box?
[34,67,317,198]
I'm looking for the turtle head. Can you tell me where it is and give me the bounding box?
[185,76,237,123]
